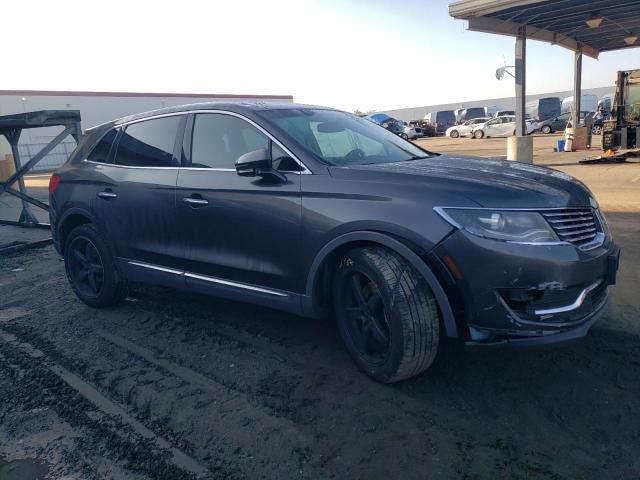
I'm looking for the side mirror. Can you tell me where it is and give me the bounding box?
[235,148,286,182]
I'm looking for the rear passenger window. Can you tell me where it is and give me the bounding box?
[87,128,117,164]
[115,116,181,167]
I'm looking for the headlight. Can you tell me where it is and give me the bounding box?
[435,208,559,243]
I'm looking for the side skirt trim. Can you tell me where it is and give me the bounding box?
[127,260,288,298]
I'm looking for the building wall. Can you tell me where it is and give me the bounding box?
[378,86,615,122]
[0,90,293,171]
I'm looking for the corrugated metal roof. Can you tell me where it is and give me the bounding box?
[449,0,640,58]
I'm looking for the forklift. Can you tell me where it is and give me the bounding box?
[602,69,640,150]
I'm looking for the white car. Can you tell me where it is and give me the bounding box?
[471,115,535,138]
[403,125,422,140]
[446,117,489,138]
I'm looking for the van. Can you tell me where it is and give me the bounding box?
[423,110,456,134]
[526,97,561,121]
[455,107,486,124]
[561,95,598,115]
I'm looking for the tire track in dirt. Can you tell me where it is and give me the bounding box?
[2,319,316,479]
[0,329,208,479]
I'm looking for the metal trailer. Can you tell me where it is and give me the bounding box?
[0,110,81,233]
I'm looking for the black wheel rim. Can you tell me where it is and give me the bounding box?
[68,236,104,296]
[342,271,390,362]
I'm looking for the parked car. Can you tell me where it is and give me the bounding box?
[403,124,423,140]
[50,102,619,383]
[424,110,456,135]
[533,112,571,134]
[532,111,595,134]
[494,110,515,118]
[446,117,489,138]
[409,120,436,137]
[471,115,536,138]
[366,113,404,136]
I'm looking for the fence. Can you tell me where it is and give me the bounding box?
[16,140,77,172]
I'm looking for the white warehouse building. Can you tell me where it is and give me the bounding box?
[0,90,293,172]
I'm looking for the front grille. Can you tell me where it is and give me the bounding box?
[541,208,599,248]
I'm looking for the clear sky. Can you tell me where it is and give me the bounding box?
[3,0,639,112]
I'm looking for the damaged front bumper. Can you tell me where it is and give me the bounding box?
[434,228,620,347]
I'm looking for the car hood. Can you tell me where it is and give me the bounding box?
[331,155,594,209]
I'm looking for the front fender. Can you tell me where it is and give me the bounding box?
[303,230,457,338]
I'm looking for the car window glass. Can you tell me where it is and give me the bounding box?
[310,122,385,159]
[115,117,180,167]
[87,128,118,164]
[191,113,273,169]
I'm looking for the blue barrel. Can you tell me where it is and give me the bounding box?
[557,139,566,152]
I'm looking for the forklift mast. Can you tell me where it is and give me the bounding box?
[604,69,640,150]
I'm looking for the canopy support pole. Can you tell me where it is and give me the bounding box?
[572,47,582,129]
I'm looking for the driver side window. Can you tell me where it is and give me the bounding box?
[190,113,300,171]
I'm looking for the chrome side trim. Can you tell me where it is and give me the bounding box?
[128,261,183,275]
[127,260,288,297]
[534,280,603,316]
[183,272,288,297]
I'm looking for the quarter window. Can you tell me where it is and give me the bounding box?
[87,128,118,164]
[115,116,181,167]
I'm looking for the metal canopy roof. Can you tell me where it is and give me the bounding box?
[449,0,640,58]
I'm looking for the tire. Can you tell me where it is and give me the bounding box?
[541,125,552,134]
[332,246,440,383]
[474,129,484,139]
[401,133,409,140]
[64,224,128,308]
[450,130,459,138]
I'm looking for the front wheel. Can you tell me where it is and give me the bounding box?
[474,130,484,139]
[64,224,128,308]
[401,133,409,140]
[333,246,440,383]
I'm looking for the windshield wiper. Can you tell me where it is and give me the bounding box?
[404,155,431,161]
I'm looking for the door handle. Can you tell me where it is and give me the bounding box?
[98,190,118,199]
[182,196,209,207]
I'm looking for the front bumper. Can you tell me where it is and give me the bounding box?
[434,229,620,346]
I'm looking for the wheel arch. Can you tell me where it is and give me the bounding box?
[304,231,457,338]
[56,208,96,254]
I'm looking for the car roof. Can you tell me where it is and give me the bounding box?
[88,101,337,132]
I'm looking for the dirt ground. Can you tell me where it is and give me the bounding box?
[1,141,640,479]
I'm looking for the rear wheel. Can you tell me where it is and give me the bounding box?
[64,224,128,307]
[450,130,459,138]
[333,246,440,383]
[401,133,409,140]
[541,125,552,134]
[474,129,484,139]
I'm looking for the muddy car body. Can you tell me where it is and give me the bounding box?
[49,102,620,382]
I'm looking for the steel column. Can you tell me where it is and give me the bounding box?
[572,47,582,129]
[515,25,526,137]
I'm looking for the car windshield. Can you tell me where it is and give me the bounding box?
[258,108,434,166]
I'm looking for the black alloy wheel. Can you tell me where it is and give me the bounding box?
[333,246,440,383]
[68,236,104,296]
[342,270,390,363]
[64,224,128,307]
